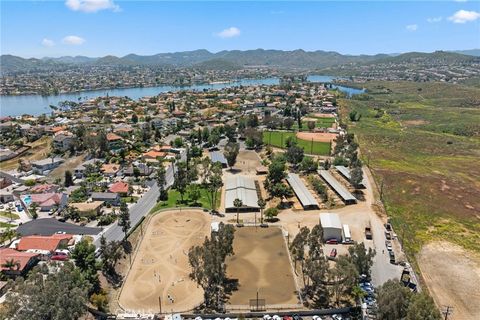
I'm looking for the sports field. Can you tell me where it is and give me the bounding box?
[226,227,298,306]
[292,117,336,130]
[263,131,332,155]
[119,210,210,313]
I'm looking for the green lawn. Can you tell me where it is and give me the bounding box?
[150,187,221,213]
[121,196,139,204]
[292,117,336,131]
[0,211,20,220]
[263,131,331,155]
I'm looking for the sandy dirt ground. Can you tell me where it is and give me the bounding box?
[234,150,262,174]
[118,210,211,313]
[311,113,336,118]
[226,227,298,306]
[296,132,337,143]
[0,136,51,171]
[418,242,480,320]
[48,154,85,181]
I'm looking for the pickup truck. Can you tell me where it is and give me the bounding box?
[365,227,373,240]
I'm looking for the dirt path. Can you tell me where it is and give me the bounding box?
[296,132,337,143]
[418,242,480,320]
[118,210,210,313]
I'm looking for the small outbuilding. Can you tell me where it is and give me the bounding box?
[209,151,228,168]
[319,212,342,242]
[286,173,319,209]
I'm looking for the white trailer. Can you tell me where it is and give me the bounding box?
[342,224,352,243]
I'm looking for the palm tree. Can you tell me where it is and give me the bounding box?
[233,198,243,225]
[257,199,266,226]
[2,258,20,272]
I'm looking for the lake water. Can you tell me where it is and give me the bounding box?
[0,75,363,116]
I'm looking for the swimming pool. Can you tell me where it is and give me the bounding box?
[23,195,32,206]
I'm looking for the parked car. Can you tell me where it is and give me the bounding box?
[332,315,343,320]
[282,316,292,320]
[326,238,338,244]
[292,314,302,320]
[385,231,392,240]
[385,223,392,231]
[389,251,396,264]
[329,248,338,259]
[385,240,393,251]
[312,316,323,320]
[263,315,272,320]
[51,250,69,261]
[365,227,372,240]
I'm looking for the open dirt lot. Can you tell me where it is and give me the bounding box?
[234,150,262,174]
[418,241,480,320]
[119,210,211,313]
[226,227,298,306]
[296,132,337,143]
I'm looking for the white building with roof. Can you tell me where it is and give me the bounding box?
[224,176,259,212]
[319,212,342,242]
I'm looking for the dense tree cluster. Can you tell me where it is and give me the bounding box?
[188,223,236,312]
[333,133,364,189]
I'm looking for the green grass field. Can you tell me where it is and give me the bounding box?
[341,81,480,256]
[263,131,331,155]
[0,211,20,220]
[292,117,336,131]
[150,187,221,213]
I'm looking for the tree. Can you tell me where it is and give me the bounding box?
[376,279,412,320]
[29,203,39,219]
[347,242,375,278]
[118,202,131,240]
[188,223,235,311]
[300,157,318,173]
[284,117,294,130]
[173,137,184,148]
[131,113,139,123]
[329,255,358,307]
[350,166,364,189]
[233,198,243,225]
[173,161,189,203]
[270,183,293,207]
[257,199,266,224]
[406,292,441,320]
[265,156,287,188]
[0,263,90,320]
[264,207,279,221]
[188,184,201,205]
[2,258,20,271]
[99,236,122,282]
[224,142,239,171]
[307,121,316,131]
[64,170,74,187]
[286,144,304,167]
[290,227,310,273]
[307,224,324,260]
[71,239,100,294]
[156,165,168,201]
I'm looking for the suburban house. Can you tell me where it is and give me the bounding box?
[124,163,153,177]
[101,163,121,177]
[29,183,58,194]
[91,192,120,206]
[74,159,102,179]
[0,188,14,203]
[0,248,39,277]
[70,201,104,218]
[31,157,64,175]
[106,132,124,150]
[30,192,68,211]
[52,131,75,151]
[15,234,73,254]
[108,181,129,196]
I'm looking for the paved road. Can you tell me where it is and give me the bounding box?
[93,182,159,247]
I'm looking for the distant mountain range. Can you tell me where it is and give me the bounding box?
[1,49,479,74]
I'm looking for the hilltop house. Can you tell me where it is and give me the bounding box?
[108,181,129,196]
[53,132,75,151]
[0,248,39,277]
[30,192,68,211]
[31,158,64,175]
[106,133,124,150]
[91,192,120,206]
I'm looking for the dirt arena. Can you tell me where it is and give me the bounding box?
[235,150,262,174]
[418,242,480,320]
[296,131,337,143]
[226,227,298,306]
[119,210,210,313]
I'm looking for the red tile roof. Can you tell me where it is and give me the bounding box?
[0,248,39,272]
[108,181,129,194]
[30,193,63,207]
[106,133,122,141]
[16,234,72,252]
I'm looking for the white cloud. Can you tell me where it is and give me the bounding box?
[448,10,480,23]
[216,27,241,39]
[41,38,55,47]
[427,17,442,23]
[65,0,120,13]
[406,24,418,31]
[62,35,86,45]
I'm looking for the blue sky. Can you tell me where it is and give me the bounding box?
[1,0,479,58]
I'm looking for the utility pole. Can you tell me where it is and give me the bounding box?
[443,306,453,320]
[158,296,162,314]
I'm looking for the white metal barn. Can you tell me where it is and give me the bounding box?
[224,176,259,212]
[319,212,343,242]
